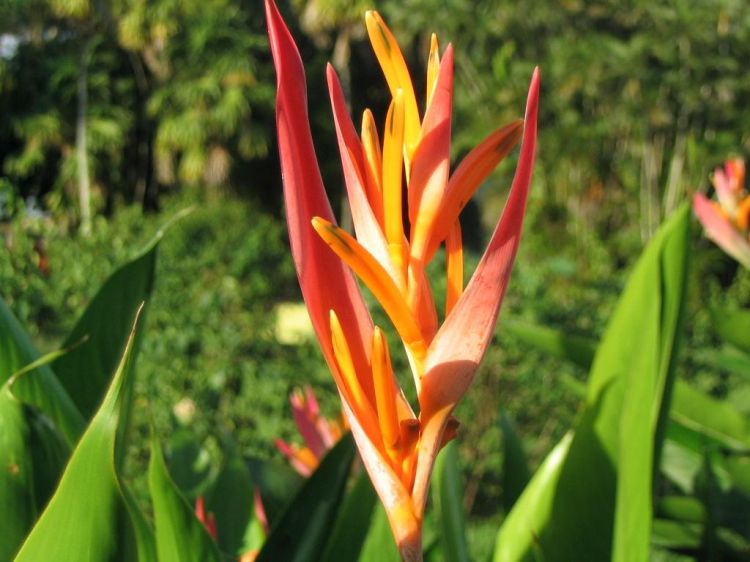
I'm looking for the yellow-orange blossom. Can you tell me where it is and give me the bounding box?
[266,2,539,559]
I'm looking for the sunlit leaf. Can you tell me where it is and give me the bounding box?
[13,306,156,562]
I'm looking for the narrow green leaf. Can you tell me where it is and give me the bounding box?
[499,409,531,512]
[670,382,749,451]
[51,237,159,420]
[359,502,401,562]
[0,297,84,445]
[432,441,471,562]
[495,204,691,562]
[14,306,155,562]
[711,305,750,355]
[493,433,573,562]
[167,424,215,498]
[149,434,223,562]
[0,387,34,562]
[206,438,256,557]
[319,469,378,562]
[246,457,303,526]
[256,433,356,562]
[504,318,595,368]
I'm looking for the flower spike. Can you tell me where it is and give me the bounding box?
[267,2,539,557]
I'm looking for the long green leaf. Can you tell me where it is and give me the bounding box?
[246,456,303,526]
[149,434,223,562]
[358,503,401,562]
[499,409,531,512]
[506,318,750,453]
[495,204,690,562]
[432,441,471,562]
[50,237,159,420]
[711,305,750,355]
[0,386,34,562]
[256,433,356,562]
[0,297,84,445]
[0,298,84,559]
[319,469,378,562]
[14,306,155,562]
[206,438,256,557]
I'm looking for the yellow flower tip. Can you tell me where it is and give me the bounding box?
[737,196,750,230]
[372,326,401,453]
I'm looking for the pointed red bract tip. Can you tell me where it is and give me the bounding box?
[266,0,373,386]
[421,66,539,415]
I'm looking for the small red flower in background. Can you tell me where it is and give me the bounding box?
[274,386,345,476]
[694,158,750,268]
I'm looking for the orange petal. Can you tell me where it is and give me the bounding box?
[407,45,454,267]
[361,109,385,226]
[265,0,373,385]
[341,399,422,560]
[365,10,421,164]
[327,65,402,288]
[445,220,463,315]
[426,119,523,263]
[330,310,381,444]
[312,217,427,361]
[372,327,401,457]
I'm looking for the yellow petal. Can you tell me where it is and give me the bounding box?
[365,10,421,164]
[313,217,428,362]
[330,310,380,443]
[426,34,440,109]
[445,220,463,315]
[361,109,384,226]
[382,91,408,283]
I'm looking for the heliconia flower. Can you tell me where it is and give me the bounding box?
[274,385,345,476]
[265,1,538,559]
[693,158,750,269]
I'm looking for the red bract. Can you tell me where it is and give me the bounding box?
[266,1,539,558]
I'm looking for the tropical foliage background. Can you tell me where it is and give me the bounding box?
[2,0,750,560]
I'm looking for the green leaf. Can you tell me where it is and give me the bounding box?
[504,318,595,368]
[51,236,159,421]
[432,441,470,562]
[319,469,378,562]
[669,382,749,452]
[506,315,750,456]
[0,386,34,562]
[499,409,531,512]
[256,433,356,562]
[14,306,156,562]
[359,503,401,562]
[495,204,691,562]
[246,456,303,526]
[711,305,750,355]
[494,433,573,562]
[0,296,84,445]
[148,434,223,562]
[206,438,256,557]
[166,423,215,498]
